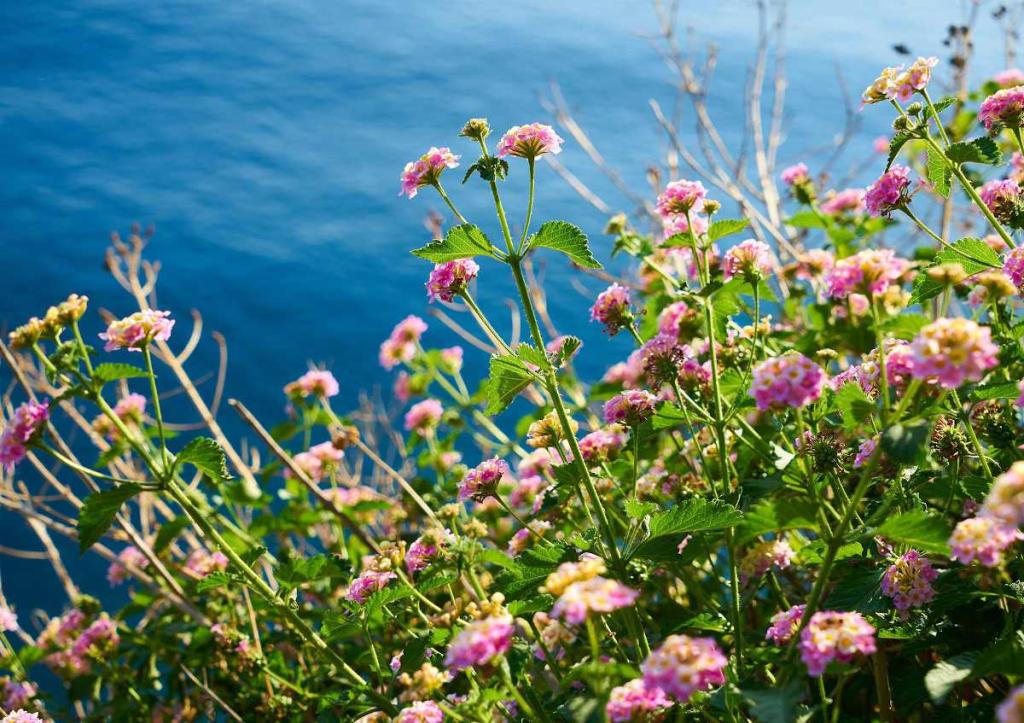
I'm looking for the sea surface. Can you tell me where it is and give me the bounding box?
[0,0,1011,623]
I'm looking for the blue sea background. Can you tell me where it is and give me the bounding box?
[0,0,1012,636]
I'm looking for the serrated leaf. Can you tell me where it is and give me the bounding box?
[625,498,658,520]
[196,570,234,592]
[93,363,148,383]
[552,336,582,367]
[924,95,957,119]
[739,497,819,544]
[972,381,1021,401]
[78,483,142,553]
[786,210,826,229]
[630,499,742,559]
[925,653,977,703]
[174,437,232,483]
[526,221,602,269]
[880,313,929,340]
[484,353,534,414]
[936,237,1001,274]
[515,343,547,368]
[411,224,499,263]
[876,509,951,555]
[880,422,931,466]
[946,137,1003,165]
[825,566,886,613]
[276,554,331,586]
[742,681,804,723]
[834,382,874,432]
[886,130,914,170]
[926,148,951,198]
[652,402,687,430]
[707,218,750,241]
[910,271,944,306]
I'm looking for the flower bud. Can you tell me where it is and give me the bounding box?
[604,213,628,235]
[905,101,923,115]
[892,116,910,131]
[702,199,722,215]
[926,262,967,286]
[331,424,360,450]
[8,317,45,350]
[459,118,491,142]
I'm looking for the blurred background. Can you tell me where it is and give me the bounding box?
[0,0,1016,619]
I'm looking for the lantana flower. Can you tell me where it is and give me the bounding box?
[99,309,174,351]
[444,614,514,672]
[604,390,658,426]
[949,516,1022,567]
[284,369,339,400]
[880,550,938,614]
[641,634,727,703]
[765,604,806,645]
[497,123,563,159]
[864,166,912,217]
[979,85,1024,132]
[590,283,635,336]
[908,317,998,389]
[550,576,639,625]
[400,147,460,198]
[606,679,672,723]
[799,611,876,676]
[722,239,773,282]
[0,400,49,470]
[404,398,443,436]
[750,352,827,411]
[426,259,480,302]
[458,457,509,502]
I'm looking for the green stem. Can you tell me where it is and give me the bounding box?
[950,388,993,481]
[460,292,515,355]
[921,88,951,147]
[433,181,468,225]
[518,157,536,253]
[142,345,170,477]
[870,303,891,424]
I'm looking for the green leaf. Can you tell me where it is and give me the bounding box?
[196,571,234,593]
[797,540,862,565]
[411,224,499,263]
[910,271,943,306]
[972,381,1022,401]
[880,422,931,466]
[707,218,750,241]
[924,95,957,119]
[886,130,914,170]
[825,567,886,613]
[92,363,148,383]
[652,402,687,430]
[630,499,742,559]
[946,136,1003,165]
[484,353,534,414]
[742,681,804,723]
[924,653,977,703]
[880,313,929,340]
[625,498,658,520]
[739,497,818,544]
[526,221,602,269]
[78,483,143,552]
[936,237,1001,274]
[551,336,582,368]
[276,554,331,586]
[174,437,232,483]
[875,509,951,555]
[926,148,951,198]
[515,343,547,368]
[786,210,826,229]
[834,382,874,432]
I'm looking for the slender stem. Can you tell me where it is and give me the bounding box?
[872,649,896,723]
[950,389,993,481]
[921,88,950,147]
[460,292,515,355]
[518,157,536,253]
[1013,127,1024,159]
[902,207,999,268]
[871,303,891,424]
[142,345,169,476]
[36,442,150,487]
[71,320,94,376]
[433,181,468,224]
[497,497,546,540]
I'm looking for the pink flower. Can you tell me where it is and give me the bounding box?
[796,249,836,280]
[799,611,876,676]
[395,700,444,723]
[765,604,806,645]
[980,86,1024,131]
[578,426,628,465]
[99,309,174,351]
[819,188,866,217]
[2,711,45,723]
[185,549,229,578]
[347,570,396,604]
[1,680,37,711]
[551,576,639,625]
[656,301,698,340]
[606,679,672,723]
[284,370,339,399]
[604,390,658,426]
[909,318,998,389]
[590,283,634,336]
[981,461,1024,526]
[379,315,428,370]
[0,400,49,470]
[1004,246,1024,288]
[853,437,878,468]
[496,123,564,159]
[107,545,148,586]
[873,136,890,153]
[426,259,480,302]
[722,239,773,281]
[738,540,794,584]
[997,684,1024,723]
[406,529,451,574]
[444,615,514,671]
[0,607,18,633]
[780,163,810,186]
[980,179,1023,225]
[750,352,826,411]
[71,614,119,660]
[392,315,428,344]
[996,69,1024,87]
[394,372,413,402]
[891,57,938,102]
[862,65,904,105]
[865,165,912,217]
[641,635,727,703]
[288,441,343,483]
[949,516,1022,566]
[400,147,460,198]
[516,449,554,478]
[404,398,443,435]
[458,457,509,501]
[440,346,464,373]
[508,520,550,556]
[881,550,938,613]
[824,249,909,299]
[661,212,709,242]
[1017,379,1024,409]
[656,179,707,218]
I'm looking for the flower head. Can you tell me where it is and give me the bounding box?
[400,147,460,198]
[980,179,1024,226]
[541,555,607,596]
[799,611,876,676]
[980,86,1024,132]
[981,461,1024,526]
[722,239,773,282]
[288,441,344,483]
[578,426,628,465]
[853,437,878,468]
[2,710,45,723]
[551,576,639,625]
[998,684,1024,723]
[949,516,1022,567]
[641,635,727,703]
[604,390,659,426]
[379,315,428,370]
[862,65,903,104]
[347,569,397,604]
[0,401,49,470]
[824,249,909,299]
[497,123,564,159]
[656,179,707,218]
[107,545,148,586]
[892,56,938,101]
[750,353,827,411]
[865,166,912,217]
[185,549,229,578]
[426,259,480,302]
[780,163,810,186]
[819,188,866,217]
[99,309,174,351]
[739,539,794,584]
[909,318,998,389]
[590,283,635,336]
[881,549,938,613]
[606,679,672,723]
[444,615,514,672]
[1004,246,1024,289]
[404,399,444,436]
[458,457,509,501]
[284,370,339,400]
[765,604,806,645]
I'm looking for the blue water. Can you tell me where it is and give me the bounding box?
[0,1,1010,620]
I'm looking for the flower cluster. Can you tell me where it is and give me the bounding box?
[0,400,49,470]
[590,283,635,336]
[551,576,639,624]
[949,516,1023,567]
[880,550,938,613]
[864,166,912,217]
[739,539,795,583]
[979,85,1024,132]
[458,457,509,501]
[824,249,909,299]
[99,309,174,351]
[426,259,480,302]
[641,635,727,703]
[908,318,999,389]
[605,679,672,723]
[750,353,826,411]
[285,369,340,399]
[798,611,876,676]
[604,389,658,426]
[404,398,444,436]
[444,615,514,672]
[765,604,806,645]
[400,147,460,198]
[379,315,428,369]
[497,123,564,159]
[722,239,773,282]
